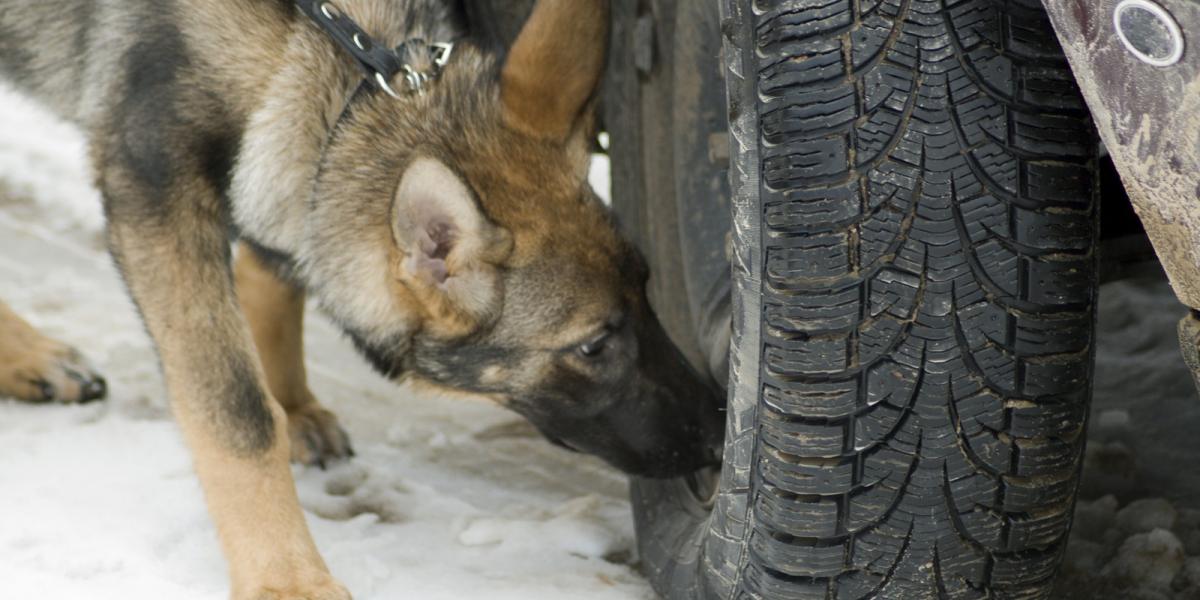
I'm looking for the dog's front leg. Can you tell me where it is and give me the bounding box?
[102,182,348,599]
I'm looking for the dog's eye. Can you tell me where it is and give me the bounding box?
[577,332,610,358]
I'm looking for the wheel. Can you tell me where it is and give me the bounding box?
[623,0,1101,597]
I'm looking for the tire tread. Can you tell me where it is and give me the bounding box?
[742,0,1097,597]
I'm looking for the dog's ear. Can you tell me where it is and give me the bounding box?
[393,158,512,333]
[500,0,609,141]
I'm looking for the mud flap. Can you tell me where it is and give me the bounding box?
[1042,0,1200,309]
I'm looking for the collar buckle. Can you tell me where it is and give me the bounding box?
[302,1,455,98]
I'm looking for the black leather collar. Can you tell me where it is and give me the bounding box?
[297,0,453,98]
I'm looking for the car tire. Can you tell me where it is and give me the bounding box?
[629,0,1101,597]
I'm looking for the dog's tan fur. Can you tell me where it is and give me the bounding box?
[1,1,721,597]
[501,0,607,140]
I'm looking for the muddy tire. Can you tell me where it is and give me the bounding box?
[628,0,1100,597]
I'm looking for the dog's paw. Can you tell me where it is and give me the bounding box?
[0,339,107,404]
[287,403,354,468]
[242,578,352,600]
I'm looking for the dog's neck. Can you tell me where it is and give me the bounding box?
[228,0,463,258]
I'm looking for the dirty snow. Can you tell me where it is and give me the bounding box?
[1051,273,1200,599]
[3,79,1200,599]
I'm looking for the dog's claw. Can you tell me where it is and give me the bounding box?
[306,428,328,470]
[65,365,107,403]
[36,379,55,402]
[80,376,107,403]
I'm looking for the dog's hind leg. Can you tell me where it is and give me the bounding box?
[234,243,353,467]
[0,299,106,404]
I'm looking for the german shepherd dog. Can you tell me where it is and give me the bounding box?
[0,0,722,597]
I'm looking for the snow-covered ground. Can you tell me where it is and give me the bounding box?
[4,80,1200,599]
[0,86,650,600]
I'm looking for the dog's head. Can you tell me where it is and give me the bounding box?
[303,0,722,477]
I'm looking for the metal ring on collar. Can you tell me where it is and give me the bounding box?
[402,66,428,95]
[432,43,454,68]
[374,72,402,99]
